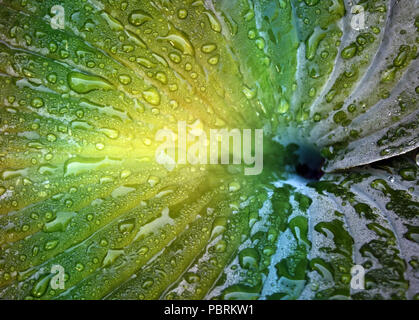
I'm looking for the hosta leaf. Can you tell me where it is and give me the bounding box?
[282,0,419,170]
[209,0,419,170]
[208,152,418,300]
[0,0,418,300]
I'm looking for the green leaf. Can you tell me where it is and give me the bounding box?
[0,0,417,300]
[209,153,418,300]
[280,0,419,171]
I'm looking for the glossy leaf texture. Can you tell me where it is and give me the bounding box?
[212,0,419,170]
[208,152,418,300]
[0,0,418,300]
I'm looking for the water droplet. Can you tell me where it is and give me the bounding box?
[341,43,357,59]
[204,11,221,32]
[142,87,161,106]
[215,239,227,253]
[31,274,52,298]
[306,27,326,60]
[169,52,181,64]
[44,212,76,233]
[101,11,124,31]
[208,55,220,65]
[75,263,84,272]
[118,74,131,85]
[64,156,121,177]
[255,38,265,50]
[382,67,397,83]
[248,29,256,40]
[100,128,120,139]
[394,50,408,67]
[243,86,256,100]
[244,9,255,21]
[31,97,44,108]
[68,72,113,94]
[211,217,227,239]
[47,133,57,142]
[177,9,188,19]
[156,71,167,84]
[158,25,194,56]
[112,185,136,199]
[138,246,149,255]
[325,90,336,103]
[185,272,201,284]
[229,181,241,192]
[118,218,136,234]
[277,98,289,114]
[136,57,155,69]
[304,0,319,6]
[47,73,57,83]
[44,239,59,250]
[128,10,152,26]
[239,248,260,270]
[32,245,39,256]
[102,249,124,267]
[201,43,217,54]
[147,175,160,187]
[399,168,416,181]
[142,279,154,289]
[95,143,105,150]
